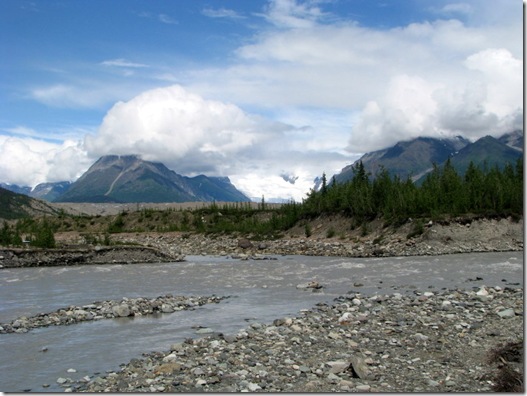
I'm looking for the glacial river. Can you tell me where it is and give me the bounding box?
[0,252,523,392]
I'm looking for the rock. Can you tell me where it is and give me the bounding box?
[296,281,323,290]
[338,312,353,324]
[161,304,174,313]
[195,327,214,334]
[326,361,350,374]
[356,384,371,391]
[497,308,515,318]
[238,238,253,249]
[112,304,130,317]
[476,287,489,296]
[247,382,262,391]
[350,355,372,380]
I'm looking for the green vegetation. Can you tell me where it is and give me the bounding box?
[0,158,522,247]
[302,158,523,225]
[0,218,56,248]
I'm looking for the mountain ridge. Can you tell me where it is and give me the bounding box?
[54,155,250,203]
[332,130,523,184]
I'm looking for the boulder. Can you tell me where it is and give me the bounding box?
[238,238,253,249]
[112,304,130,317]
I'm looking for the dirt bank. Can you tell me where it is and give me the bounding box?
[0,245,184,269]
[2,215,522,268]
[57,215,523,258]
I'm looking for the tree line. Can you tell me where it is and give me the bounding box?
[0,158,523,246]
[301,158,523,225]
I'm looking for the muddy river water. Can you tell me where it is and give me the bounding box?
[0,252,522,392]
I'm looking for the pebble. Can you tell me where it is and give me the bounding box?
[69,287,522,393]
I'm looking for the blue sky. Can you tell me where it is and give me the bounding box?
[0,0,523,201]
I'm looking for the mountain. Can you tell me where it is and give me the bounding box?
[333,131,523,184]
[54,155,250,203]
[30,182,72,201]
[1,181,72,202]
[0,183,31,196]
[0,187,58,220]
[333,136,470,183]
[443,135,523,177]
[498,130,523,152]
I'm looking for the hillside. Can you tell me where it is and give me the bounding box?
[0,187,58,220]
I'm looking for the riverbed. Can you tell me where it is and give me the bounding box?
[0,251,522,392]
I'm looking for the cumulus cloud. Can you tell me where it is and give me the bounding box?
[82,84,349,201]
[0,136,89,187]
[85,85,288,172]
[348,47,522,151]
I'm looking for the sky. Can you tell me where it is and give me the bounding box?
[0,0,523,202]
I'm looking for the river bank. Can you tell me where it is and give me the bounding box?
[91,215,524,258]
[0,245,184,269]
[1,216,522,268]
[68,286,523,393]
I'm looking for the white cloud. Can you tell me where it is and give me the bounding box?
[101,59,149,68]
[262,0,329,29]
[202,7,245,19]
[0,136,89,187]
[158,14,177,24]
[187,0,521,155]
[82,84,350,201]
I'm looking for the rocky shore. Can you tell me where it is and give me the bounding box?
[63,286,523,393]
[0,295,226,334]
[107,216,523,259]
[1,216,521,269]
[0,245,184,269]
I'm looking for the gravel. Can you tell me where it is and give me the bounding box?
[62,286,523,393]
[0,295,226,334]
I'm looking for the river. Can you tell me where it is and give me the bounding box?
[0,251,522,392]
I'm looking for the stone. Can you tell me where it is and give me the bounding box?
[356,384,371,391]
[476,287,489,296]
[326,361,350,374]
[196,327,214,334]
[112,304,130,317]
[497,308,515,318]
[247,382,262,391]
[350,355,372,380]
[238,238,253,249]
[338,312,353,324]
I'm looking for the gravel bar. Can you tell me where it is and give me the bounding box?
[64,286,523,393]
[0,295,227,334]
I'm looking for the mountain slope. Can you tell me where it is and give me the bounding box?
[333,131,523,184]
[0,187,58,220]
[54,155,250,203]
[446,135,523,176]
[334,136,470,183]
